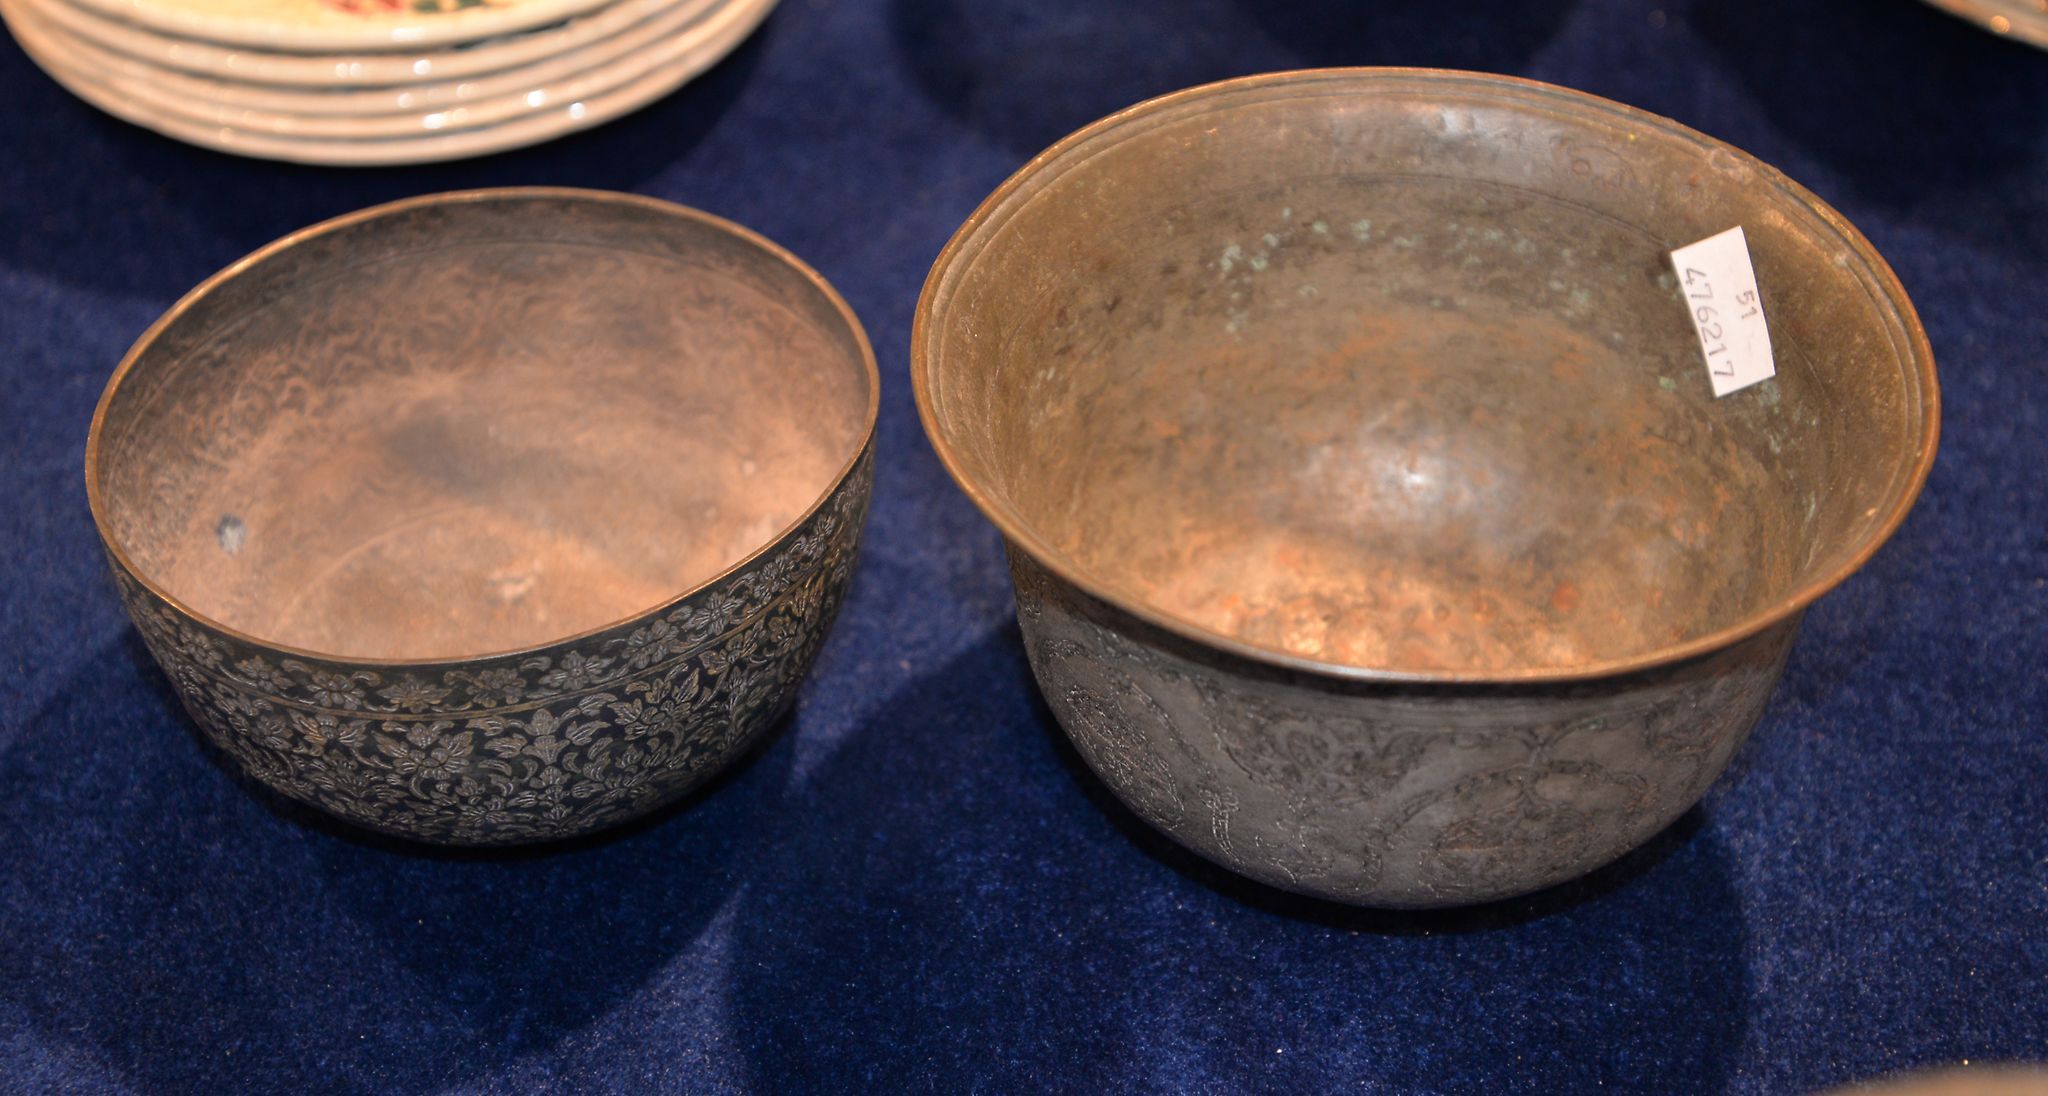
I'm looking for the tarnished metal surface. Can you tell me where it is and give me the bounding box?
[1920,0,2048,50]
[914,70,1939,906]
[86,188,878,844]
[1016,550,1794,907]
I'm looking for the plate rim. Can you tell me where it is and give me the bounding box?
[59,0,619,54]
[10,0,728,118]
[6,0,777,163]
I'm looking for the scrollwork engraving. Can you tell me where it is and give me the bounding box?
[114,450,871,844]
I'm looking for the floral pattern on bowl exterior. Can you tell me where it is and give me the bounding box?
[113,447,871,846]
[1012,550,1797,907]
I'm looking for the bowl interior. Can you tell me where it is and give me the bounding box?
[94,192,873,661]
[919,72,1935,679]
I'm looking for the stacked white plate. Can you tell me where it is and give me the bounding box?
[0,0,775,164]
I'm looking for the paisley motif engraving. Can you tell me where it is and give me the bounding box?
[1640,697,1705,754]
[1030,637,1187,832]
[1008,549,1798,906]
[1191,680,1428,812]
[1392,760,1652,898]
[115,449,871,845]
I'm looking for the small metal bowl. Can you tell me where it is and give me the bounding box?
[913,70,1938,907]
[87,188,877,846]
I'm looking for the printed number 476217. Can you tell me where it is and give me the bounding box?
[1683,269,1761,377]
[1670,227,1774,397]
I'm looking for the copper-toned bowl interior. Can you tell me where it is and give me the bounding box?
[91,190,875,662]
[917,71,1937,681]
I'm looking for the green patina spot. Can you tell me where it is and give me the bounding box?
[1658,376,1677,391]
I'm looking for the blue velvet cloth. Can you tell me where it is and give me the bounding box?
[3,0,2045,1092]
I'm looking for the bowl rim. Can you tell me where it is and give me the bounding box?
[911,67,1942,686]
[1918,0,2048,50]
[85,185,881,669]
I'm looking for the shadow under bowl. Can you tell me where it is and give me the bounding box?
[912,69,1937,907]
[87,187,879,845]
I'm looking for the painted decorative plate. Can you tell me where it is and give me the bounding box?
[19,0,684,87]
[58,0,621,53]
[14,0,723,115]
[4,0,775,163]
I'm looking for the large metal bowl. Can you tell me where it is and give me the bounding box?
[913,70,1938,907]
[1920,0,2048,50]
[87,188,877,845]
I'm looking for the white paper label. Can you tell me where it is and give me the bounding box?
[1670,226,1775,397]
